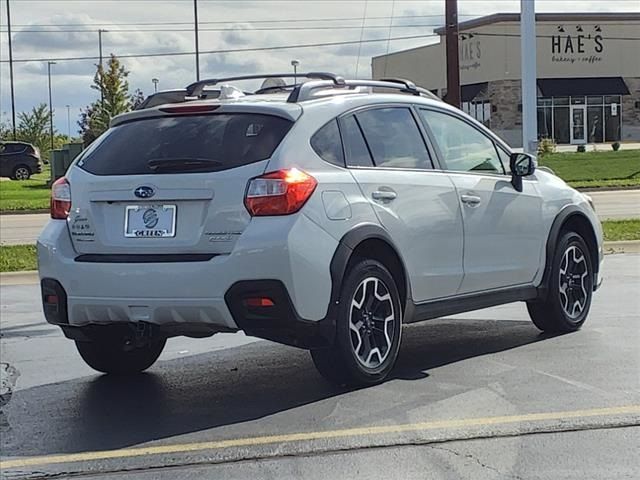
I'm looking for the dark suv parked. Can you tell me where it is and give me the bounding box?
[0,141,42,180]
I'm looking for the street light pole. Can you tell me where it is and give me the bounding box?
[6,0,17,139]
[291,60,300,84]
[47,61,56,151]
[65,105,71,139]
[521,0,538,154]
[152,78,159,93]
[98,29,107,107]
[193,0,200,81]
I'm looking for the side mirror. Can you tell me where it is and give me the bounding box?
[509,153,536,192]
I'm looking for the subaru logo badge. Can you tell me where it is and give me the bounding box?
[134,186,154,199]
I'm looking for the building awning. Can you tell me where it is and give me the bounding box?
[537,77,630,97]
[461,82,487,102]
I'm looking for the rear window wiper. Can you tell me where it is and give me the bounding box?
[147,158,223,172]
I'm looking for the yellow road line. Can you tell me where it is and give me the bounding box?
[2,405,639,470]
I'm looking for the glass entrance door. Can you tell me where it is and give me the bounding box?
[570,105,587,144]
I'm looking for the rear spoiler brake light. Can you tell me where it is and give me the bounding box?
[159,105,220,114]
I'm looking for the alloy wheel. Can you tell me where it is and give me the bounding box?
[14,167,30,180]
[349,277,396,369]
[558,245,589,319]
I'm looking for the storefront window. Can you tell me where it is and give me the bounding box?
[553,97,569,106]
[587,96,603,105]
[537,107,553,139]
[605,95,621,105]
[587,106,604,143]
[605,104,621,142]
[571,96,586,105]
[553,107,570,144]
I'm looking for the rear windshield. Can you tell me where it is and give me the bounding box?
[77,113,293,175]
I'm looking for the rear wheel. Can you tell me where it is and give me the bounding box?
[527,231,593,332]
[311,259,402,387]
[11,165,31,180]
[75,338,166,375]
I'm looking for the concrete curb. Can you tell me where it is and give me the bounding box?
[603,240,640,255]
[0,209,49,215]
[0,270,39,286]
[1,241,639,286]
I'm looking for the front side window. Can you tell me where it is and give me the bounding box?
[419,109,505,174]
[310,119,344,167]
[355,108,432,169]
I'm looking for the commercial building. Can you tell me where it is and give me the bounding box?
[372,13,640,147]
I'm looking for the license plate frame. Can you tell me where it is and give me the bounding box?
[124,204,177,238]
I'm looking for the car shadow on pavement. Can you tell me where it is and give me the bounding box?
[2,317,560,457]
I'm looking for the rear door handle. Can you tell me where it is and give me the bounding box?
[372,190,397,201]
[461,194,481,206]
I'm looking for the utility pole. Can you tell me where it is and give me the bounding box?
[98,29,107,107]
[6,0,17,139]
[444,0,461,108]
[521,0,538,154]
[47,61,56,151]
[65,105,71,139]
[193,0,200,81]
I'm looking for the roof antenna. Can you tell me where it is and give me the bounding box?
[354,0,369,78]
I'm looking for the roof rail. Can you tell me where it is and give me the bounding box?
[186,72,345,97]
[287,79,442,103]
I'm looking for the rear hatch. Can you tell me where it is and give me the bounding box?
[67,107,296,255]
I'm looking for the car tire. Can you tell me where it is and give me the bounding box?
[75,338,166,375]
[11,164,31,181]
[311,259,402,387]
[527,231,594,333]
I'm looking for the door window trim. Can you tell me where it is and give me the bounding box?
[417,106,510,177]
[337,103,438,171]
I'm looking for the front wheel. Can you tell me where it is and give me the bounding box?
[527,231,594,332]
[75,338,166,375]
[311,259,402,387]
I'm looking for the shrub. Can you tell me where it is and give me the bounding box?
[537,137,556,157]
[577,144,586,153]
[612,142,621,151]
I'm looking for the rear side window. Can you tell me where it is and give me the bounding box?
[340,115,374,167]
[77,113,293,175]
[310,119,344,167]
[355,108,432,169]
[1,144,25,154]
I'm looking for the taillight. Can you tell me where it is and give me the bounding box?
[245,168,317,216]
[51,177,71,219]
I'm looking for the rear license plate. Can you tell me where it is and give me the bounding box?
[124,205,176,238]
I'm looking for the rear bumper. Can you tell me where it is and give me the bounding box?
[37,215,337,337]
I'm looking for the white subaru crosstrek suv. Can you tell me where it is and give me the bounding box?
[38,73,603,386]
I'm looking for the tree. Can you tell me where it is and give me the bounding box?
[0,120,13,140]
[15,103,58,158]
[79,54,143,145]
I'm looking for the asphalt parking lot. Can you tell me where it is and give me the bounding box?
[1,253,639,479]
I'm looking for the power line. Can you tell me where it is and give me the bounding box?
[0,32,442,64]
[0,24,451,33]
[0,14,475,28]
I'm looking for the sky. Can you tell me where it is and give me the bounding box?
[1,0,638,135]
